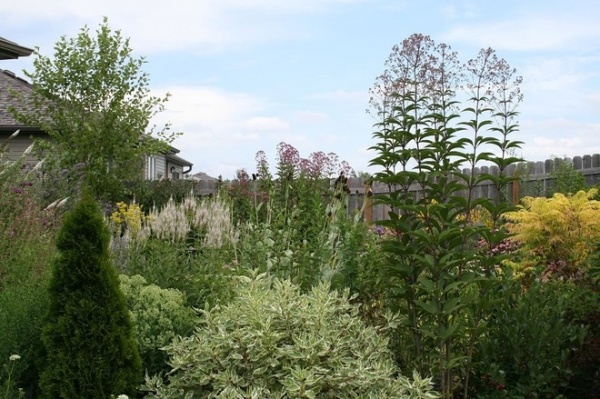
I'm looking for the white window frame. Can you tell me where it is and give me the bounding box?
[147,155,156,180]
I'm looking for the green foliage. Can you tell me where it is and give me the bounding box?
[229,144,357,291]
[235,198,348,292]
[143,274,439,399]
[329,220,389,325]
[561,284,600,398]
[513,161,545,199]
[2,355,25,399]
[11,17,178,202]
[118,238,236,308]
[110,193,238,308]
[0,281,49,398]
[368,34,522,398]
[548,158,587,196]
[39,192,141,399]
[0,138,59,398]
[118,274,198,377]
[124,178,196,211]
[473,280,588,398]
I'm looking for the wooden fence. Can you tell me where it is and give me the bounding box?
[191,154,600,223]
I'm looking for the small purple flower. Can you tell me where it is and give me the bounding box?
[375,226,385,236]
[11,187,24,194]
[276,142,300,170]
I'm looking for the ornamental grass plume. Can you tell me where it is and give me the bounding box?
[192,194,239,248]
[116,192,240,249]
[146,197,190,242]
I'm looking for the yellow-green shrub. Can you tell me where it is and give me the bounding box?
[504,189,600,281]
[119,274,198,376]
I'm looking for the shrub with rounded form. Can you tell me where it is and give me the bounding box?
[504,189,600,281]
[39,192,141,399]
[119,274,197,376]
[144,274,439,398]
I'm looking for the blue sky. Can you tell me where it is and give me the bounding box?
[3,0,600,178]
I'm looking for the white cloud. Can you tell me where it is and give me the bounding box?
[513,55,600,142]
[231,132,262,141]
[443,8,600,51]
[519,118,600,161]
[266,132,310,146]
[150,86,262,157]
[147,86,303,177]
[522,57,590,92]
[441,1,480,20]
[156,86,264,127]
[0,0,363,55]
[243,117,290,132]
[295,110,329,123]
[585,92,600,114]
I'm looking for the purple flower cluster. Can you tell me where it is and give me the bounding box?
[267,142,354,180]
[254,150,270,179]
[9,181,34,195]
[276,142,300,171]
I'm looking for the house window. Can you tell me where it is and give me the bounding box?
[147,156,156,180]
[170,166,180,180]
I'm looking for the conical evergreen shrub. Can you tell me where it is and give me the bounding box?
[39,192,141,398]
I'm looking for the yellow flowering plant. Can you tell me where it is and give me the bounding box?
[109,201,145,240]
[504,189,600,281]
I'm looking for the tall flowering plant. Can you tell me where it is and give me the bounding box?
[229,142,357,290]
[369,33,523,398]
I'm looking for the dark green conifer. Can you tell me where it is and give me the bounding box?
[39,192,141,398]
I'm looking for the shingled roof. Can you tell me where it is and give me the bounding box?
[0,69,36,128]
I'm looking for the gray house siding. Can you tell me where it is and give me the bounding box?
[145,154,167,180]
[0,130,47,166]
[145,154,191,180]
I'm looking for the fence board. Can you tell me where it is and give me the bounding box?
[190,154,600,222]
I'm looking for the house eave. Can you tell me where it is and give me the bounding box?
[165,152,193,167]
[0,37,34,60]
[0,125,43,132]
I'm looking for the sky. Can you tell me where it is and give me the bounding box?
[2,0,600,178]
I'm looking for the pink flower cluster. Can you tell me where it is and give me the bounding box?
[260,142,353,180]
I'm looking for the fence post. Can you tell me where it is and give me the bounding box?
[512,179,520,205]
[364,183,373,224]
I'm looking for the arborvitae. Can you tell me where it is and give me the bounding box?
[39,192,141,398]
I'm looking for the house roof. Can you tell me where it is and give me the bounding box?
[192,172,218,181]
[166,151,193,167]
[0,37,34,60]
[0,69,37,127]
